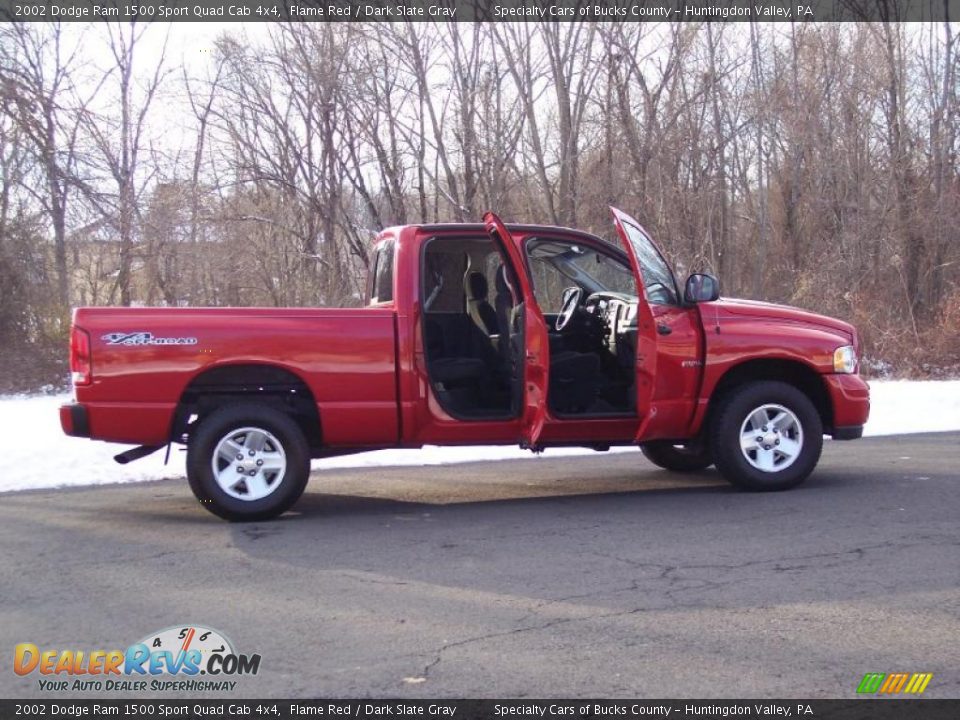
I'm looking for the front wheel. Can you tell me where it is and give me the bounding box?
[187,403,310,521]
[641,441,713,472]
[709,381,823,491]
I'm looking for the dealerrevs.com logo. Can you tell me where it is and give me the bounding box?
[14,625,261,693]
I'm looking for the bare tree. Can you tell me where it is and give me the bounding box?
[0,23,88,314]
[81,21,171,306]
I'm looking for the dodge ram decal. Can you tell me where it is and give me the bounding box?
[102,331,197,346]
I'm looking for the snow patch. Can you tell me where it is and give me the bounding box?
[858,380,960,437]
[1,380,958,494]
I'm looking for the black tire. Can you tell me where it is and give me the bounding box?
[187,403,310,521]
[709,380,823,492]
[641,441,713,472]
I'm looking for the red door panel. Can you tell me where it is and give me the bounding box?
[647,304,703,438]
[483,212,550,449]
[610,207,662,441]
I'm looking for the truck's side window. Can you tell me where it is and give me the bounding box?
[525,239,637,311]
[527,258,568,313]
[369,240,395,304]
[422,249,468,312]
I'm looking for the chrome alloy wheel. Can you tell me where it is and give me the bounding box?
[738,404,803,473]
[211,426,287,501]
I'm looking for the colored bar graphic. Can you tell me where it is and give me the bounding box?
[879,673,908,693]
[857,673,886,693]
[858,672,933,694]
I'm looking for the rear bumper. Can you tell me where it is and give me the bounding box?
[824,374,870,436]
[60,403,90,438]
[60,400,176,444]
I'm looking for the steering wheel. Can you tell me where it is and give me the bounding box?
[555,286,583,331]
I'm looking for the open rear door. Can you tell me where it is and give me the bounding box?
[483,212,550,450]
[610,207,661,441]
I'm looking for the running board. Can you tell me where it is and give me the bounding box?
[114,445,163,465]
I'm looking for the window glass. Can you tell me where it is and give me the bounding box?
[422,246,467,312]
[564,248,637,296]
[423,236,519,313]
[525,239,638,311]
[370,240,394,304]
[617,221,679,305]
[484,250,505,299]
[528,258,567,313]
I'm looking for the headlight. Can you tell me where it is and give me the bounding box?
[833,345,857,374]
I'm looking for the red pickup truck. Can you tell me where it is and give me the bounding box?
[60,208,869,521]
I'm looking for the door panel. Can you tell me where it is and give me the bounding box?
[647,304,703,437]
[483,212,551,449]
[610,207,662,441]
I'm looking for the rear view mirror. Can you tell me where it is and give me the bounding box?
[684,273,720,304]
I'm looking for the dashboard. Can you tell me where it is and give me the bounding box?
[584,291,639,358]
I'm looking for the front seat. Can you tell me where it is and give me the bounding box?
[494,265,599,413]
[465,271,499,336]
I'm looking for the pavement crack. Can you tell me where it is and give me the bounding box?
[591,534,958,578]
[337,572,411,587]
[420,605,655,680]
[241,525,282,541]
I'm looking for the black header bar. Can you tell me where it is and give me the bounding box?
[1,0,958,23]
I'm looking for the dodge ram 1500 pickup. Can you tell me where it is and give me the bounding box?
[60,208,870,521]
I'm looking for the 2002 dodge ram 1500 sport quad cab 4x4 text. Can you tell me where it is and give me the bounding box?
[60,208,870,521]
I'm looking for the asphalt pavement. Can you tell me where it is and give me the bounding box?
[1,433,958,698]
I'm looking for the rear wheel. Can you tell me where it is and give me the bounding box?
[709,380,822,491]
[187,403,310,521]
[641,441,713,472]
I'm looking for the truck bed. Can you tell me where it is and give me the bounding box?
[68,307,399,447]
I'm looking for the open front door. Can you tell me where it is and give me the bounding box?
[610,207,662,441]
[483,212,550,449]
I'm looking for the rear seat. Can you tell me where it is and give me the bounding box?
[424,314,501,387]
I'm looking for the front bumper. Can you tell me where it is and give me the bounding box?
[832,425,864,440]
[824,374,870,437]
[60,403,91,438]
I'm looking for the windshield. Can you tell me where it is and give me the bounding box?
[617,219,679,305]
[563,246,636,294]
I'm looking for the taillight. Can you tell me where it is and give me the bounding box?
[70,327,92,386]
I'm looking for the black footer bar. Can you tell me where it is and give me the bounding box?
[1,700,958,720]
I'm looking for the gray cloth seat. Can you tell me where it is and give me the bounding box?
[424,315,499,387]
[465,271,499,336]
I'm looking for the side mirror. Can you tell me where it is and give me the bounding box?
[684,273,720,304]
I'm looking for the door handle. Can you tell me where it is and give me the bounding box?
[657,323,672,336]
